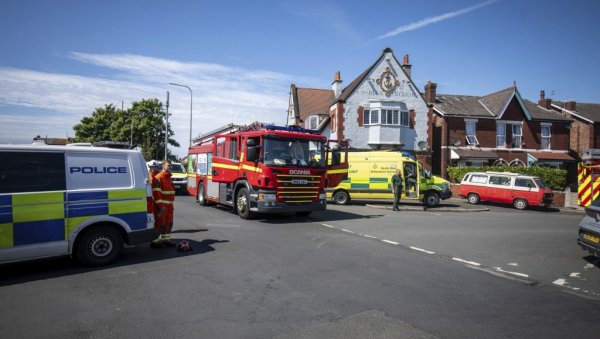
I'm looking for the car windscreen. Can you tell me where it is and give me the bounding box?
[171,164,185,173]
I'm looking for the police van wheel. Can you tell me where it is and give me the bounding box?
[236,187,254,219]
[333,190,350,205]
[198,184,208,206]
[424,192,440,207]
[76,225,123,267]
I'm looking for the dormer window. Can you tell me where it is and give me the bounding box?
[305,115,319,130]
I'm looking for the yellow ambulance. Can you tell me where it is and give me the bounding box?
[326,151,452,207]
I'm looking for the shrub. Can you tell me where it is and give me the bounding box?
[446,166,567,191]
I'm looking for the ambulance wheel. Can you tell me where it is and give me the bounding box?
[236,187,255,219]
[333,190,350,205]
[424,192,440,207]
[76,225,123,267]
[513,198,528,210]
[198,183,208,206]
[467,193,480,204]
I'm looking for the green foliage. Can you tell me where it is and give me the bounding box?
[447,166,567,191]
[73,99,180,160]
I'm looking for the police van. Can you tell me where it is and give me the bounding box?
[0,144,156,266]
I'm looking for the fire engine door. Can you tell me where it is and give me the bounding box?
[325,140,349,188]
[211,135,240,183]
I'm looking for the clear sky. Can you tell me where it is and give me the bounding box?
[1,0,598,157]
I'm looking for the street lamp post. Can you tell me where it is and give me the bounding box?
[169,83,193,149]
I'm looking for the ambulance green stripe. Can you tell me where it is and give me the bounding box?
[0,223,13,248]
[369,177,388,183]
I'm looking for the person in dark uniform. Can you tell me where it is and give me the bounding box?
[391,169,404,211]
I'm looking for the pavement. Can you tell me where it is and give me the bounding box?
[365,197,585,213]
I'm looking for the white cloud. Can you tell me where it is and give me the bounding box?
[376,0,499,40]
[0,53,303,156]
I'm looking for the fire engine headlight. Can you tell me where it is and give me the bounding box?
[319,193,326,200]
[259,193,276,201]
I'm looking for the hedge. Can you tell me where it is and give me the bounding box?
[446,166,567,191]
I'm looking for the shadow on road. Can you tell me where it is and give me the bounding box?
[254,209,384,224]
[0,238,229,287]
[584,255,600,269]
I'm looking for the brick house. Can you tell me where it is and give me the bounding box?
[287,48,432,165]
[426,83,575,179]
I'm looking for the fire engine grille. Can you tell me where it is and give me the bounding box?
[276,174,321,203]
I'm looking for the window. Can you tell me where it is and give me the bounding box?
[215,137,226,157]
[306,115,319,130]
[228,137,238,161]
[496,124,506,147]
[541,125,551,150]
[489,176,511,186]
[400,110,409,127]
[0,151,66,194]
[381,109,399,125]
[466,121,479,145]
[469,174,488,184]
[512,124,522,148]
[515,178,534,188]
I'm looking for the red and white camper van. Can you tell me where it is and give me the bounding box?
[459,171,554,210]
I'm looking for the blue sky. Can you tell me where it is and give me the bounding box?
[1,0,598,157]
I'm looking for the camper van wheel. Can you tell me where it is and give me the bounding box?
[236,187,254,219]
[333,190,350,205]
[76,225,123,267]
[467,193,480,204]
[198,183,208,206]
[513,198,528,210]
[424,192,440,207]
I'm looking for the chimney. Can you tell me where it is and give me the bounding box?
[565,100,576,111]
[538,90,551,109]
[401,54,412,78]
[332,71,342,99]
[425,81,437,104]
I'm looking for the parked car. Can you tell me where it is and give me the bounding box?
[459,171,554,210]
[578,198,600,257]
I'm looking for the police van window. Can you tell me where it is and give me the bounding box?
[0,151,66,194]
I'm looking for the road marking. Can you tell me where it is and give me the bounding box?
[553,278,567,286]
[493,267,529,278]
[321,223,335,228]
[340,228,354,233]
[452,257,481,266]
[410,246,435,254]
[363,234,376,239]
[508,263,518,266]
[382,239,399,245]
[569,272,581,278]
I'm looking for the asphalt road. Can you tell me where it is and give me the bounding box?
[1,195,599,338]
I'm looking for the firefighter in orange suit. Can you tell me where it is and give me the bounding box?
[148,161,163,248]
[153,160,176,247]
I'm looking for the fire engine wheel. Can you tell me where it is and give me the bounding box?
[467,193,480,204]
[424,192,440,207]
[236,187,255,219]
[513,198,528,210]
[198,183,208,206]
[76,225,123,267]
[333,190,350,205]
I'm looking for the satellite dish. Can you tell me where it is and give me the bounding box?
[417,141,429,150]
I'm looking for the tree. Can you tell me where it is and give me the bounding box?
[73,98,180,160]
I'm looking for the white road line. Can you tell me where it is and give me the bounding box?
[363,234,376,239]
[553,278,567,286]
[452,257,481,266]
[340,228,354,233]
[493,267,529,278]
[321,223,335,228]
[382,239,399,245]
[410,246,435,254]
[570,272,581,278]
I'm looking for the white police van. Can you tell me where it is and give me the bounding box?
[0,144,156,266]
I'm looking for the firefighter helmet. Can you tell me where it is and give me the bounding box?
[176,240,192,252]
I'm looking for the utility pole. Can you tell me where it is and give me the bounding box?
[165,91,169,161]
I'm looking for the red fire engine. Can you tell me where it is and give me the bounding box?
[578,149,600,206]
[186,123,348,219]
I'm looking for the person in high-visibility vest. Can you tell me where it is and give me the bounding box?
[152,160,176,247]
[148,161,163,248]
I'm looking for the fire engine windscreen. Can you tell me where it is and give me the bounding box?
[263,137,325,167]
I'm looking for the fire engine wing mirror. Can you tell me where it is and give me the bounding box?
[247,146,259,162]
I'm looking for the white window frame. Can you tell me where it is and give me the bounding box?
[305,115,319,130]
[496,123,506,148]
[512,124,522,149]
[541,123,552,150]
[465,120,479,145]
[381,109,400,125]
